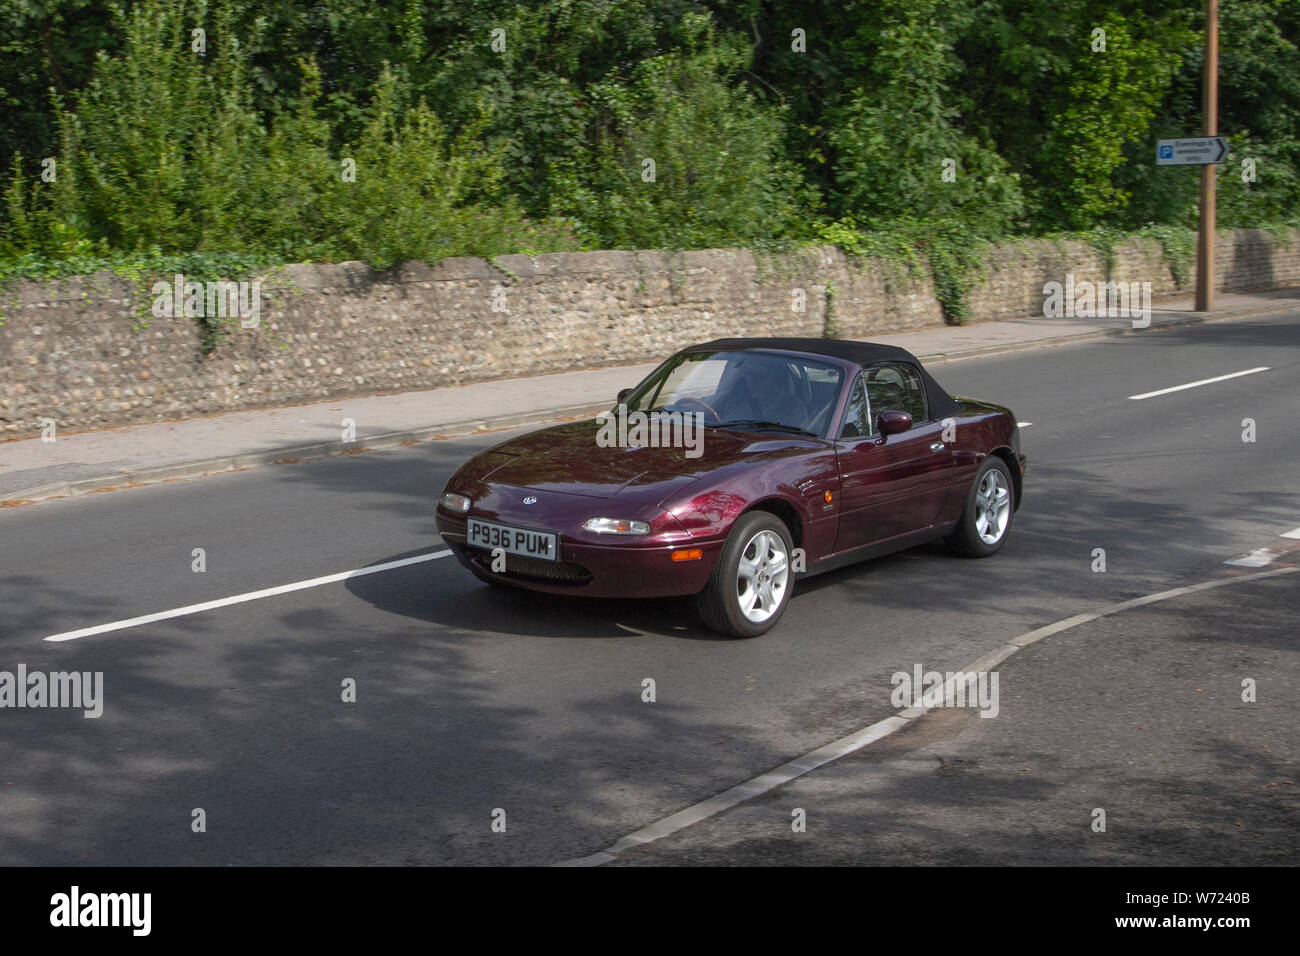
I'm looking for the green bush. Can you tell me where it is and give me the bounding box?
[827,0,1025,235]
[3,0,1299,282]
[550,14,805,251]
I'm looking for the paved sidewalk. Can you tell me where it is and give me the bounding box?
[2,287,1297,503]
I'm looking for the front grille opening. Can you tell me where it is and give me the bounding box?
[470,550,593,585]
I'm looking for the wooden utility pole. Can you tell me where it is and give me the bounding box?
[1195,0,1219,311]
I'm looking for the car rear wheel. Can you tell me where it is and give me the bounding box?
[946,456,1015,557]
[696,512,795,638]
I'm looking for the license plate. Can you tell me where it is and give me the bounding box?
[466,518,559,562]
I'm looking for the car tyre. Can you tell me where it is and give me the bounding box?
[696,511,796,638]
[946,456,1015,557]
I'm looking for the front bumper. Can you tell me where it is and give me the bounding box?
[435,512,723,598]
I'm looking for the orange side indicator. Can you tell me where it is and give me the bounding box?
[671,549,704,562]
[824,491,833,503]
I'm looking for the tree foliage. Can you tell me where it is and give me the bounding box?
[2,0,1298,270]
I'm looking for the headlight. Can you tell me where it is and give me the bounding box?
[440,492,471,513]
[583,517,651,535]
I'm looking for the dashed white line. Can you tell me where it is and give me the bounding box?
[1224,523,1300,566]
[1127,367,1270,401]
[1224,549,1278,568]
[42,550,452,643]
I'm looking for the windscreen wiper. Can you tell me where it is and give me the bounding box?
[712,419,818,437]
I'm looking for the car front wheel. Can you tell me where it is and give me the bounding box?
[696,511,795,638]
[946,456,1015,557]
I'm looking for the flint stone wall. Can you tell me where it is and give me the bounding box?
[1,228,1296,434]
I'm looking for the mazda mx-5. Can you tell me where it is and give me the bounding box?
[436,338,1026,637]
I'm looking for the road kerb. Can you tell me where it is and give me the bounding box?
[2,402,612,504]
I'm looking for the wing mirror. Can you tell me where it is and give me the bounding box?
[877,410,913,436]
[616,388,633,404]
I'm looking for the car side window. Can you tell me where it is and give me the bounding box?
[865,363,927,423]
[839,376,873,438]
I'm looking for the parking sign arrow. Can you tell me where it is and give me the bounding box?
[1156,136,1230,165]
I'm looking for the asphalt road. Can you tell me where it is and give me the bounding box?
[1,312,1297,865]
[610,572,1299,866]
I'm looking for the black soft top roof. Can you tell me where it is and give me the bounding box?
[691,337,960,419]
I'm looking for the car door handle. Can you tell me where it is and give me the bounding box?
[930,441,946,452]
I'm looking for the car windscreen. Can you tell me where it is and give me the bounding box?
[623,350,844,436]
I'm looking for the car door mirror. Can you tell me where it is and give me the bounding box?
[877,410,913,435]
[616,387,633,404]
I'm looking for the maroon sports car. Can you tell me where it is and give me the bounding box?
[436,338,1026,637]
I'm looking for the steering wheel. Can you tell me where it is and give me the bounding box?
[673,396,723,422]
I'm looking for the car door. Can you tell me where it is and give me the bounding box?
[832,364,954,553]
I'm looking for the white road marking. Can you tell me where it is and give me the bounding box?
[1282,526,1300,540]
[556,565,1299,867]
[42,550,452,643]
[558,718,910,868]
[1018,422,1033,427]
[1225,549,1278,568]
[1127,367,1270,401]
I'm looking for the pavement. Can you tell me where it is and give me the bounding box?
[3,287,1298,504]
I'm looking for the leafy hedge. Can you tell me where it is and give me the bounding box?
[2,0,1299,321]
